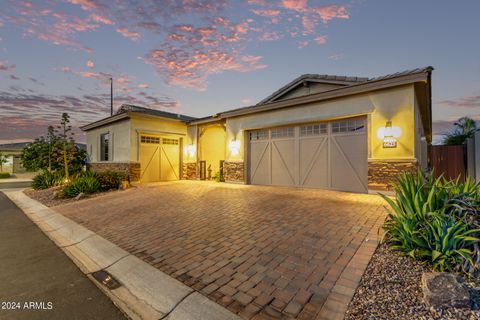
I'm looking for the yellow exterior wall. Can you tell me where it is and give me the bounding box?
[198,123,226,175]
[129,114,187,162]
[223,84,416,162]
[369,85,415,160]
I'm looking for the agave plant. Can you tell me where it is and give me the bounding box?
[382,170,480,275]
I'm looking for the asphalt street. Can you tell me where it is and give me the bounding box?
[0,192,125,320]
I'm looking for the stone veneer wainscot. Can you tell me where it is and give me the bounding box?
[88,162,141,182]
[182,162,197,180]
[368,160,418,191]
[223,161,245,183]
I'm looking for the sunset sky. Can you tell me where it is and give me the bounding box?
[0,0,479,144]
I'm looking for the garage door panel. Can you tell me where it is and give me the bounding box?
[160,144,180,181]
[331,135,367,193]
[248,116,368,193]
[140,135,180,183]
[250,142,270,185]
[271,140,295,186]
[299,138,328,188]
[140,144,160,183]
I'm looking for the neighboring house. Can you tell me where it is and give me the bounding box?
[0,142,87,174]
[82,67,433,193]
[0,142,29,173]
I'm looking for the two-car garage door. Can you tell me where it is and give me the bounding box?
[248,116,368,193]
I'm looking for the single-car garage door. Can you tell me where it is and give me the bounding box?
[139,135,180,182]
[248,116,368,193]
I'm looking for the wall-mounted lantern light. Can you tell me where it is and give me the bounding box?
[185,144,196,157]
[229,139,241,156]
[377,120,402,148]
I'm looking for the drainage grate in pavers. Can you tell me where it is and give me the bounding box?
[92,270,121,290]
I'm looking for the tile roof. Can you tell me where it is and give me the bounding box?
[117,104,197,122]
[257,67,433,105]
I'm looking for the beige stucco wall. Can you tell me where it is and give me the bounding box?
[129,115,187,162]
[86,119,131,163]
[198,123,226,175]
[224,84,417,162]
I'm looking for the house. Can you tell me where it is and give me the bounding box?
[0,142,29,173]
[81,67,433,193]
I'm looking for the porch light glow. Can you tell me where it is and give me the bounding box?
[185,144,196,157]
[376,121,402,140]
[229,139,241,156]
[377,121,402,148]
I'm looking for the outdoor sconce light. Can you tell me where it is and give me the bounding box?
[229,139,241,156]
[377,120,402,148]
[185,144,196,157]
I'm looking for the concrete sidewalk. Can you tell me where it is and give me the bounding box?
[0,192,125,320]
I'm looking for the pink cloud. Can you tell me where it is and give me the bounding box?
[0,60,15,72]
[251,9,280,17]
[314,35,327,44]
[61,66,72,73]
[145,46,266,91]
[137,83,149,89]
[88,13,113,25]
[281,0,308,12]
[116,27,141,40]
[438,96,480,108]
[86,60,94,68]
[314,5,349,23]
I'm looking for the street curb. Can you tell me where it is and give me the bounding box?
[3,190,241,320]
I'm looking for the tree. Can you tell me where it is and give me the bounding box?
[56,113,75,181]
[0,152,8,172]
[442,116,479,145]
[21,113,86,174]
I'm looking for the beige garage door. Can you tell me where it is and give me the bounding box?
[248,116,368,193]
[139,135,180,182]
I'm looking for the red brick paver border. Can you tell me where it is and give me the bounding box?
[54,181,386,319]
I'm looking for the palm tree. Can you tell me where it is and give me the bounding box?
[442,117,479,145]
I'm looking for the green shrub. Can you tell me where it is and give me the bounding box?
[213,171,225,182]
[96,171,127,191]
[0,172,10,179]
[31,171,64,189]
[382,170,480,274]
[61,176,101,198]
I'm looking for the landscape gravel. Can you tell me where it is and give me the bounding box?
[345,244,480,320]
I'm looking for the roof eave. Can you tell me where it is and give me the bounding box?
[80,112,130,131]
[220,71,430,119]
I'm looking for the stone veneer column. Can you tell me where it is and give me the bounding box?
[223,161,245,183]
[368,160,418,191]
[182,162,197,180]
[88,162,141,182]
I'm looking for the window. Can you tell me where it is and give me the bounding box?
[100,133,109,161]
[162,138,178,145]
[141,135,160,144]
[249,130,269,141]
[331,118,365,134]
[271,126,294,139]
[300,123,327,136]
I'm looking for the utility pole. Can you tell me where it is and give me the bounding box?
[110,77,113,116]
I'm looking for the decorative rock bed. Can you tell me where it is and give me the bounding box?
[345,244,480,320]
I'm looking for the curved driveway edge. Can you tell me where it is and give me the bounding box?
[3,190,240,320]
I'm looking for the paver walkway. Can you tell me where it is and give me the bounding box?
[54,181,387,319]
[0,192,125,320]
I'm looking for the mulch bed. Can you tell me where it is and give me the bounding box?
[345,244,480,320]
[23,187,117,207]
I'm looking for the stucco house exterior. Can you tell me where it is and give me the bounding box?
[81,67,433,193]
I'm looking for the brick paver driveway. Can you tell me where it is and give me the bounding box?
[55,181,386,319]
